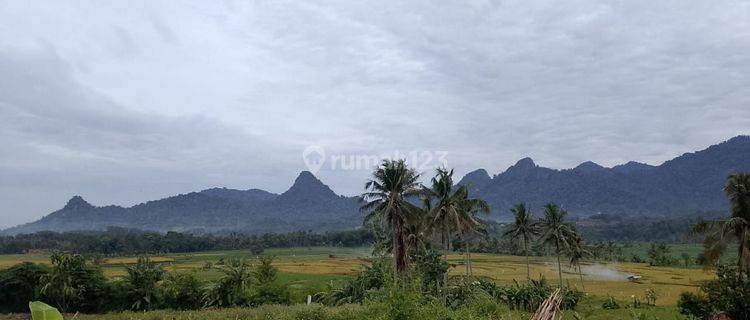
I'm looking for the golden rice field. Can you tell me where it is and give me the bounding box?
[0,247,714,306]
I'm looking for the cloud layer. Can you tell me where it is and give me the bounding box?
[1,0,749,227]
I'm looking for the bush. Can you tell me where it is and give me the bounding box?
[0,262,49,313]
[498,278,582,311]
[314,259,389,306]
[39,252,111,313]
[602,296,620,309]
[411,248,448,296]
[677,292,710,319]
[123,257,164,310]
[159,272,204,310]
[678,265,750,320]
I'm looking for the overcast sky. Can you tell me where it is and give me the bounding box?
[1,1,750,228]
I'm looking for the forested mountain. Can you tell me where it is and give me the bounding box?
[3,171,360,235]
[460,135,750,220]
[3,136,749,235]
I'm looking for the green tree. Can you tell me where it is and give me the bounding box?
[123,256,164,310]
[539,203,575,288]
[360,159,422,279]
[567,232,590,291]
[693,173,750,275]
[503,203,540,281]
[454,186,490,276]
[39,252,108,313]
[253,256,278,285]
[202,258,252,307]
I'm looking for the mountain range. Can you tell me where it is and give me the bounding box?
[3,136,749,235]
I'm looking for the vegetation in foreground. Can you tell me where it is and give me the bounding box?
[0,163,748,319]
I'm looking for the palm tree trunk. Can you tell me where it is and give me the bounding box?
[394,218,407,277]
[465,240,470,276]
[524,237,531,282]
[739,228,749,275]
[556,241,564,289]
[578,265,585,291]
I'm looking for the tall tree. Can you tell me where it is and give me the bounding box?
[539,203,575,288]
[424,168,460,259]
[360,159,422,278]
[503,203,540,281]
[692,173,750,274]
[567,232,589,291]
[454,186,490,276]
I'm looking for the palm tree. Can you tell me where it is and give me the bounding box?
[503,203,540,281]
[539,203,575,288]
[424,168,461,258]
[692,173,750,274]
[454,187,490,276]
[203,258,252,307]
[360,159,422,279]
[124,256,164,310]
[567,232,589,291]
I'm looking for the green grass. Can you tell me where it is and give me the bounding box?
[0,245,711,318]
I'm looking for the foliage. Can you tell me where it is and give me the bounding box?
[360,159,423,276]
[123,256,164,310]
[314,259,389,306]
[248,256,290,306]
[0,262,48,313]
[0,228,374,255]
[504,203,540,281]
[539,203,576,287]
[678,265,750,320]
[647,242,675,266]
[38,252,110,313]
[691,173,750,274]
[159,272,204,310]
[644,288,657,306]
[202,258,252,307]
[410,248,448,296]
[498,277,582,311]
[601,296,620,310]
[254,256,278,285]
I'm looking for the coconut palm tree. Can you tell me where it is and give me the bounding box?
[424,168,461,257]
[503,203,540,282]
[567,232,589,291]
[360,159,422,279]
[539,203,575,288]
[454,187,490,276]
[692,173,750,275]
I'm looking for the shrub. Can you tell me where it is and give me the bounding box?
[0,262,49,313]
[314,259,389,306]
[602,296,620,309]
[678,265,750,320]
[677,292,710,319]
[498,278,581,311]
[411,248,448,296]
[39,252,111,313]
[123,256,164,310]
[159,272,204,310]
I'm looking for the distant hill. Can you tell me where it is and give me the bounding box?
[459,135,750,219]
[3,136,749,235]
[3,171,360,235]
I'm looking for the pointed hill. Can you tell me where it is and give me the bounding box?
[3,136,750,234]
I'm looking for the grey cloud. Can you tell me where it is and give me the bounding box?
[0,0,749,227]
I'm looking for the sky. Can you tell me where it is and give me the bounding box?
[1,0,750,228]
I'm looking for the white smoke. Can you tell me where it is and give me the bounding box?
[581,264,631,281]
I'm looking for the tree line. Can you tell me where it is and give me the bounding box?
[0,228,374,256]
